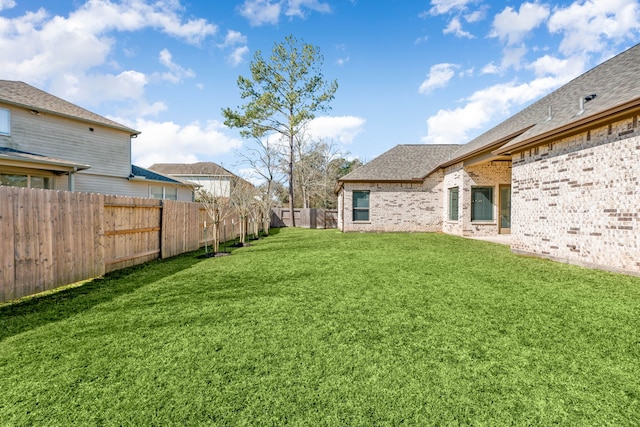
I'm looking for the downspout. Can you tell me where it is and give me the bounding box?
[68,166,78,191]
[341,187,345,232]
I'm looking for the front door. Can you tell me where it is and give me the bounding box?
[499,185,511,234]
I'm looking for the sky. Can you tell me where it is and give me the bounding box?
[1,0,640,178]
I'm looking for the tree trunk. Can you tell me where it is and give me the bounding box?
[213,222,219,253]
[288,136,296,227]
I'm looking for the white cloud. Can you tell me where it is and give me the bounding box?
[217,30,249,66]
[481,62,500,75]
[132,119,244,167]
[548,0,640,55]
[429,0,475,15]
[527,54,586,78]
[238,0,281,26]
[465,9,486,23]
[422,75,573,145]
[238,0,331,26]
[306,116,366,144]
[0,0,16,11]
[501,45,528,70]
[49,70,149,107]
[419,63,459,94]
[443,17,473,38]
[490,2,550,45]
[158,49,195,83]
[285,0,331,18]
[0,1,215,109]
[219,30,248,48]
[68,0,217,44]
[228,46,250,66]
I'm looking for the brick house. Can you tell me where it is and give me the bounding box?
[337,43,640,275]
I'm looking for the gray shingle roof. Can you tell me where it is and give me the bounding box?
[348,43,640,182]
[339,144,461,182]
[0,80,139,135]
[148,162,234,177]
[449,42,640,161]
[131,165,196,186]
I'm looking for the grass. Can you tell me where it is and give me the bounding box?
[1,228,639,425]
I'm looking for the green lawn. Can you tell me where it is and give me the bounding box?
[1,228,639,425]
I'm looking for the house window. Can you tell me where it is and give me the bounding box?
[0,108,9,135]
[471,187,494,221]
[0,173,51,189]
[165,187,177,200]
[352,191,370,221]
[150,185,178,200]
[449,187,459,220]
[29,176,51,189]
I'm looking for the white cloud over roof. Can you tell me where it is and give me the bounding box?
[490,2,550,45]
[131,119,243,167]
[419,63,459,95]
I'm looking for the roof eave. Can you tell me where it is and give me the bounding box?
[0,154,91,172]
[439,125,535,169]
[337,178,424,184]
[494,97,640,155]
[1,99,140,136]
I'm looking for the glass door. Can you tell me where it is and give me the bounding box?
[499,185,511,234]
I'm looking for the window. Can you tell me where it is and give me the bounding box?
[164,187,177,200]
[150,185,178,200]
[150,185,164,199]
[0,108,9,135]
[29,176,51,189]
[352,191,370,221]
[449,187,459,220]
[471,187,494,221]
[0,173,51,189]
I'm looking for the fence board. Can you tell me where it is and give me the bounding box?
[271,208,338,229]
[13,187,36,296]
[1,189,264,302]
[35,189,53,293]
[0,187,15,301]
[103,197,162,273]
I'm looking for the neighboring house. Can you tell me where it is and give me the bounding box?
[148,162,240,198]
[337,43,640,275]
[0,80,195,201]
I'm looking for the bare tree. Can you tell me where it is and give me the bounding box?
[236,137,281,235]
[197,183,233,254]
[230,177,258,245]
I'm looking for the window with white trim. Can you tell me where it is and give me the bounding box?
[150,185,178,200]
[0,108,9,135]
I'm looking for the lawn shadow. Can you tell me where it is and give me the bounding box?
[0,250,208,342]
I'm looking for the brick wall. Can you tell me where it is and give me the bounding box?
[341,171,445,232]
[512,115,640,275]
[442,160,512,237]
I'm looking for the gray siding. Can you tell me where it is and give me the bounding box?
[55,174,193,201]
[1,104,132,177]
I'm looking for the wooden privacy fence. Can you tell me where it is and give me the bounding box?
[271,208,338,229]
[0,187,262,303]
